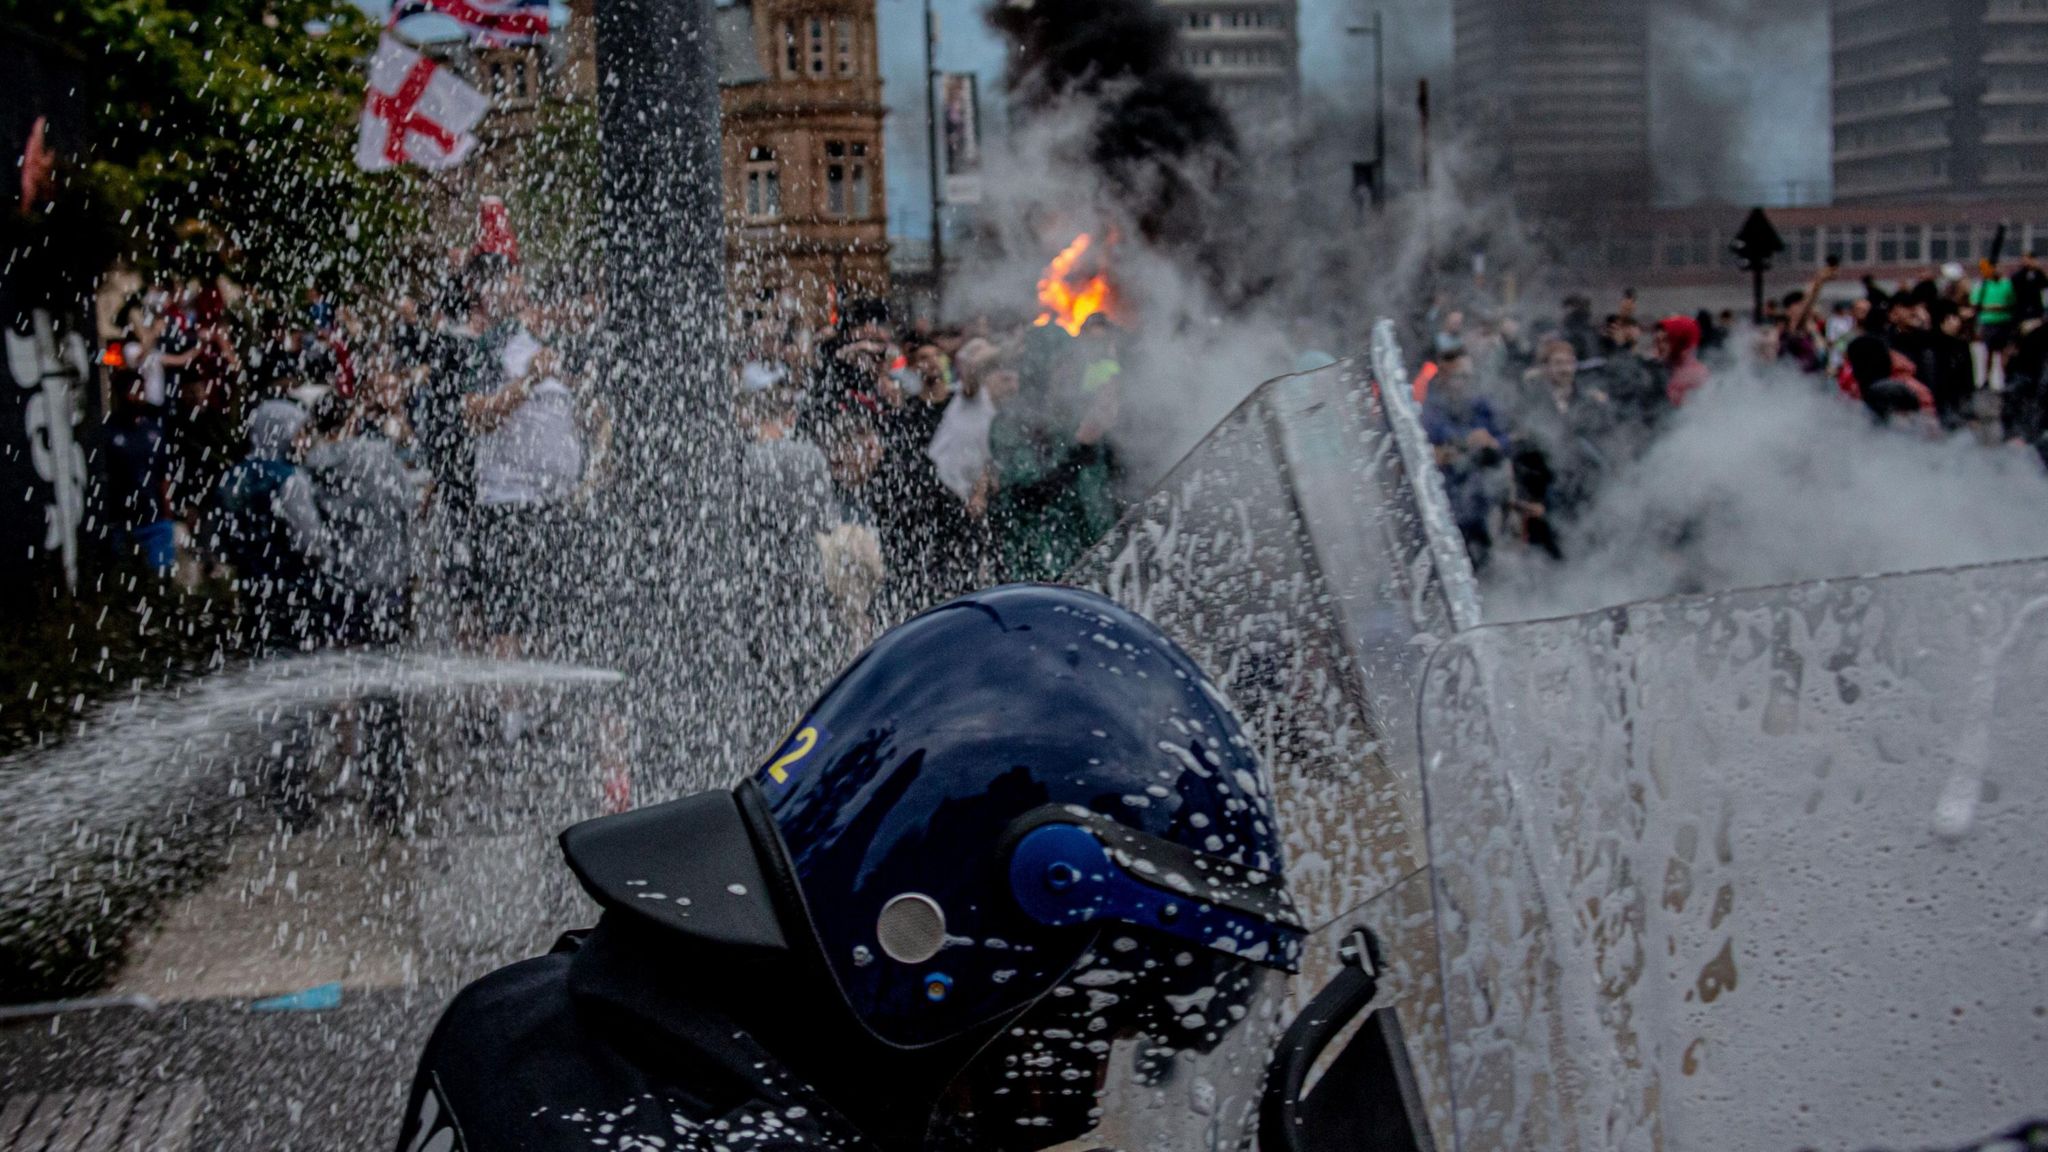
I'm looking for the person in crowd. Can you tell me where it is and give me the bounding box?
[410,254,519,639]
[1421,347,1509,568]
[1776,289,1826,374]
[1972,260,2017,356]
[1826,300,1860,376]
[164,282,244,516]
[812,404,887,651]
[989,342,1123,583]
[813,297,895,410]
[928,336,1003,515]
[1433,309,1466,359]
[463,288,586,656]
[304,381,423,646]
[360,357,420,467]
[734,375,839,745]
[1922,301,1978,429]
[876,338,979,607]
[1656,315,1711,408]
[2002,317,2048,454]
[1586,311,1660,432]
[1489,313,1536,383]
[1841,333,1935,422]
[102,321,175,574]
[205,398,327,653]
[2013,250,2047,331]
[1509,337,1613,561]
[1559,295,1598,360]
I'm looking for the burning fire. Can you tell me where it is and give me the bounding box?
[1034,233,1115,337]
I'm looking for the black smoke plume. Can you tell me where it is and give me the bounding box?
[989,0,1240,255]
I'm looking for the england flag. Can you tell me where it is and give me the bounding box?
[388,0,551,46]
[354,36,489,173]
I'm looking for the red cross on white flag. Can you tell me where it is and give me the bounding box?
[355,36,488,172]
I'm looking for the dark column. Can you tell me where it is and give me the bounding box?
[1951,0,1987,196]
[596,0,725,364]
[588,0,750,782]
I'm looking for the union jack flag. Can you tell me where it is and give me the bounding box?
[388,0,551,46]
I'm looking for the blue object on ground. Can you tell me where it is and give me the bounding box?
[249,982,343,1012]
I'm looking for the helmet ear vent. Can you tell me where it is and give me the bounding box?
[877,893,948,964]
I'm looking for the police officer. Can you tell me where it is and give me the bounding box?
[397,585,1307,1150]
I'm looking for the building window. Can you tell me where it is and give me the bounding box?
[825,140,846,215]
[1902,224,1924,262]
[2031,223,2048,257]
[821,140,872,219]
[782,19,799,77]
[1878,224,1900,264]
[835,19,856,76]
[1795,226,1818,265]
[745,146,781,220]
[1847,225,1869,264]
[850,142,871,218]
[1929,223,1951,262]
[1662,230,1687,268]
[809,17,827,76]
[1954,223,1974,262]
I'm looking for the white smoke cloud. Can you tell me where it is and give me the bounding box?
[1485,362,2048,622]
[1648,0,1831,205]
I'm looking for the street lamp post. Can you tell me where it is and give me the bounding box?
[924,0,945,319]
[1346,11,1385,211]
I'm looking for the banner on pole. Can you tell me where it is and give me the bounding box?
[939,73,982,205]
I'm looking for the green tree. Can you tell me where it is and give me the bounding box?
[3,0,424,297]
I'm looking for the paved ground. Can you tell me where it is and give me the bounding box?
[0,676,626,1150]
[1,989,426,1150]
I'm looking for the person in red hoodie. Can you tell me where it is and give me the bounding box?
[1656,315,1711,407]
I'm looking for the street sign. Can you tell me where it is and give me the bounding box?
[1731,207,1786,323]
[1730,206,1785,272]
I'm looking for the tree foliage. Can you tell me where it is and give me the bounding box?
[3,0,423,295]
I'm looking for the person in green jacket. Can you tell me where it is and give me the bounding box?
[988,331,1124,582]
[1973,264,2017,353]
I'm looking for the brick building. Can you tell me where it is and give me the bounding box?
[717,0,891,329]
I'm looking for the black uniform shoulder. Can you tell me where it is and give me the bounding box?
[399,924,878,1152]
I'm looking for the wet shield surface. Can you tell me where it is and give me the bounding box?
[1067,343,1471,1148]
[1420,560,2048,1150]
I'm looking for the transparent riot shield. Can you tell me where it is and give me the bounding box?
[1068,327,1474,933]
[1067,330,1470,1150]
[1420,560,2048,1151]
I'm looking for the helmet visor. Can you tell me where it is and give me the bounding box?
[926,943,1287,1152]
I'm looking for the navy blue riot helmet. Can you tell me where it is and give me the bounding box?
[561,585,1304,1146]
[754,584,1302,1048]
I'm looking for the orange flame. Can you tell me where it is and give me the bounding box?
[1034,233,1114,337]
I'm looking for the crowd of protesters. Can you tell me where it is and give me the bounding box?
[96,236,612,660]
[90,236,1134,666]
[731,297,1130,641]
[1416,253,2048,571]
